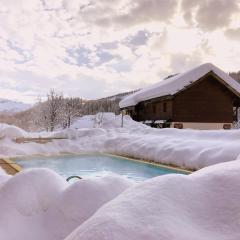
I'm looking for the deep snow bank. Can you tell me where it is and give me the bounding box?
[0,169,132,240]
[65,160,240,240]
[70,112,148,129]
[0,123,27,139]
[1,114,240,169]
[1,162,240,239]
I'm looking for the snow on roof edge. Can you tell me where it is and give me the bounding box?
[119,63,240,108]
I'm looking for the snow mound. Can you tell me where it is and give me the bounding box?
[1,162,240,239]
[71,115,95,129]
[0,169,132,240]
[1,124,240,169]
[77,128,107,138]
[52,128,79,140]
[70,113,147,129]
[65,160,240,240]
[0,123,27,139]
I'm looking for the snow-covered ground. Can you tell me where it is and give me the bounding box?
[70,112,148,129]
[0,160,240,239]
[1,113,240,239]
[0,113,240,170]
[0,169,132,240]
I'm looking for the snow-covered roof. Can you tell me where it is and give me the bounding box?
[119,63,240,108]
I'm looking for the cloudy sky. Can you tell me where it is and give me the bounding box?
[0,0,240,103]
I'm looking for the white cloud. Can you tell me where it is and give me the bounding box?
[0,0,240,103]
[181,0,240,31]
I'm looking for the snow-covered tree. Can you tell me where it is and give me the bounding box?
[63,97,83,128]
[36,89,64,131]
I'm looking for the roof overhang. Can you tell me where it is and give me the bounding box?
[120,95,173,109]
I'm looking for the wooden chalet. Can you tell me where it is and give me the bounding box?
[119,63,240,130]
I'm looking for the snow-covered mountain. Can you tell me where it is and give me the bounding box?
[0,98,31,113]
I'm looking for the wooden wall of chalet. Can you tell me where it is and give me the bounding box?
[134,99,173,121]
[172,74,236,123]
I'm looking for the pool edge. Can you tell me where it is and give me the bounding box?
[103,153,193,175]
[0,158,22,175]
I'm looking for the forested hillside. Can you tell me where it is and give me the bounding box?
[0,89,138,131]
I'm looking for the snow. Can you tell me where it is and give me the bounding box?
[0,98,31,113]
[1,114,240,170]
[0,159,240,239]
[0,167,6,174]
[119,63,240,108]
[70,115,95,129]
[0,123,27,139]
[0,169,132,240]
[65,160,240,240]
[1,113,240,239]
[70,112,148,129]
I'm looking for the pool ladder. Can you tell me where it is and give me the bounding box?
[66,176,82,182]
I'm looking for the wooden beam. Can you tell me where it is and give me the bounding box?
[0,158,21,175]
[14,137,67,144]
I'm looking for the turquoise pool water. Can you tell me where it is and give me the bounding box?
[14,154,187,182]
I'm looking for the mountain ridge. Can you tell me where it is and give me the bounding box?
[0,98,31,114]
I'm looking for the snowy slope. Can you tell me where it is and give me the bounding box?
[0,98,31,113]
[120,63,240,108]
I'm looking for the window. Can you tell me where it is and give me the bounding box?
[163,102,167,113]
